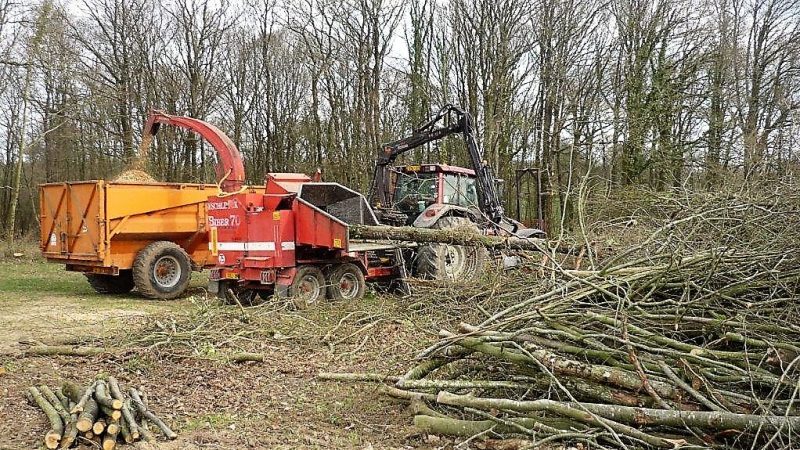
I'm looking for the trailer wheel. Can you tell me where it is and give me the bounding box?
[85,271,135,295]
[325,263,366,301]
[415,216,486,280]
[132,241,192,300]
[277,266,325,310]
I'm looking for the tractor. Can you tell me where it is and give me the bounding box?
[369,104,543,280]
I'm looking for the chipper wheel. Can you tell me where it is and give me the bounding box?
[325,263,366,301]
[132,241,192,300]
[414,216,487,281]
[276,265,325,310]
[85,270,135,294]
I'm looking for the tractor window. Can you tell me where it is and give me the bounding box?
[394,172,437,205]
[463,177,478,207]
[442,175,479,208]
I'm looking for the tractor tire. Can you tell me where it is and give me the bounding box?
[325,263,366,301]
[276,266,325,310]
[85,271,135,295]
[414,216,487,281]
[132,241,192,300]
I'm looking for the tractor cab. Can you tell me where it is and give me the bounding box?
[390,164,481,225]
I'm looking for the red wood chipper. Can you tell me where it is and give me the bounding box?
[207,173,400,308]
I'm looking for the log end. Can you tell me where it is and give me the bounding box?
[76,419,93,433]
[44,430,61,449]
[111,399,123,410]
[102,436,117,450]
[92,421,106,435]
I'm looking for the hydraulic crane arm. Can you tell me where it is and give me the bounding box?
[142,110,246,193]
[369,104,506,225]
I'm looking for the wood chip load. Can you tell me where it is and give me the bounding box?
[26,376,175,449]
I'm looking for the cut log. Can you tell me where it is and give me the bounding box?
[123,399,141,440]
[103,419,120,450]
[93,418,106,435]
[119,416,134,444]
[227,352,265,363]
[39,385,70,424]
[318,372,400,383]
[413,414,584,438]
[62,380,96,414]
[24,345,105,357]
[26,387,63,449]
[76,398,99,432]
[53,388,70,410]
[100,404,122,421]
[349,224,581,254]
[95,381,123,410]
[138,420,156,443]
[129,388,177,440]
[39,385,79,448]
[108,377,140,440]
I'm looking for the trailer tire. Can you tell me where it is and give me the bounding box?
[414,216,486,281]
[277,266,325,310]
[132,241,192,300]
[325,263,366,301]
[85,271,135,295]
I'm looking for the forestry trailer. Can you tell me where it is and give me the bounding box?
[369,104,544,280]
[39,111,254,299]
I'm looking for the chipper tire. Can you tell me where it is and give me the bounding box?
[276,265,325,310]
[85,271,135,294]
[325,263,366,301]
[414,216,487,281]
[132,241,192,300]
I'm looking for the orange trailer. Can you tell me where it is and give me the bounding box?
[40,111,250,299]
[39,180,230,299]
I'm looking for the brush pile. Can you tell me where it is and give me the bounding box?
[26,377,175,449]
[326,183,800,448]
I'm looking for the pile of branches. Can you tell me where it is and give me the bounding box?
[26,377,175,449]
[324,183,800,448]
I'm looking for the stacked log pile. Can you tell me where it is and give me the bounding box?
[325,186,800,448]
[26,377,175,449]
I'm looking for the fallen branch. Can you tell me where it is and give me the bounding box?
[349,224,582,254]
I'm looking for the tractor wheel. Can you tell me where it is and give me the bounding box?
[414,216,487,281]
[325,263,366,301]
[276,266,325,310]
[132,241,192,300]
[85,271,134,295]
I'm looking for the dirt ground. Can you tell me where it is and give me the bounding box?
[0,256,460,449]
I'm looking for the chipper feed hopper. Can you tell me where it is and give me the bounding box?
[208,173,400,309]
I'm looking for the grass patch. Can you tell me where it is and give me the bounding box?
[0,261,90,296]
[182,413,239,432]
